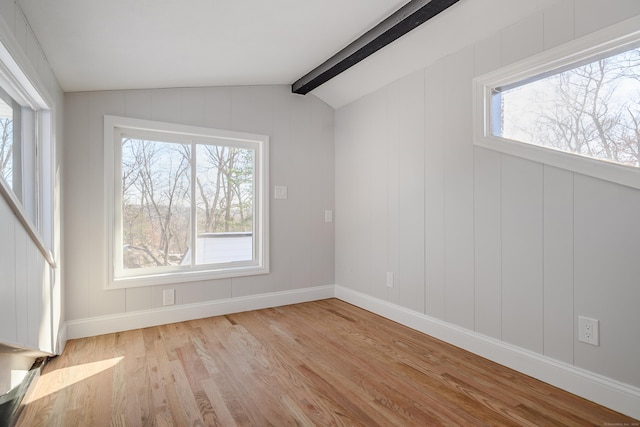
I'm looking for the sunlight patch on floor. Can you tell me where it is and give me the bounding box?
[23,357,124,403]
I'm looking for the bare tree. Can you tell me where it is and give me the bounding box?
[120,137,254,269]
[0,117,13,184]
[122,138,190,268]
[196,145,253,233]
[505,48,640,168]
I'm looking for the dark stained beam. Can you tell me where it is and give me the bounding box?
[291,0,460,95]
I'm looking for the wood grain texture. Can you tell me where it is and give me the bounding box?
[18,299,637,426]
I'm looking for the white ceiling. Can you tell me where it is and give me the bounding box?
[18,0,560,109]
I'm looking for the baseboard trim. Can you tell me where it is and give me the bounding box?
[65,285,335,340]
[335,285,640,420]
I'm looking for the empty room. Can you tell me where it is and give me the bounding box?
[1,0,640,425]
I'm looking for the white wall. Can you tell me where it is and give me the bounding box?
[335,0,640,389]
[0,0,64,392]
[64,86,334,321]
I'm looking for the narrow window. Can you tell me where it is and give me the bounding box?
[474,18,640,189]
[492,46,640,168]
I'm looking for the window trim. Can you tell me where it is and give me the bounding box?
[473,15,640,190]
[0,34,55,267]
[104,115,270,290]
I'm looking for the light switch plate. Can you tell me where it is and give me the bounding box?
[274,185,288,199]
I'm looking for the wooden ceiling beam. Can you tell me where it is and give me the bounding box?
[291,0,460,95]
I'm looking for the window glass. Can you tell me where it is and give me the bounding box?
[492,46,640,168]
[194,144,254,265]
[0,92,19,197]
[121,137,191,269]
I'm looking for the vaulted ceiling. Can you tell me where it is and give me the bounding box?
[18,0,560,108]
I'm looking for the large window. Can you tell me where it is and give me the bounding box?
[474,17,640,189]
[105,116,269,289]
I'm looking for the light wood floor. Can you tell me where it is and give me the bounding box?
[18,299,637,426]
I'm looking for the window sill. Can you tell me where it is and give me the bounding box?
[107,264,270,290]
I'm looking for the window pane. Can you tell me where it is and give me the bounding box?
[493,46,640,168]
[121,138,191,269]
[192,144,254,265]
[0,96,17,194]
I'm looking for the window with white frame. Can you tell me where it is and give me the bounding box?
[474,17,640,190]
[105,116,269,289]
[0,40,54,259]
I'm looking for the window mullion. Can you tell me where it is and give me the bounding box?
[190,140,197,267]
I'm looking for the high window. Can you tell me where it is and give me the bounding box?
[105,116,269,289]
[474,17,640,189]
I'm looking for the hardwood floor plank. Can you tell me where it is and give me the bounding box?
[17,299,638,426]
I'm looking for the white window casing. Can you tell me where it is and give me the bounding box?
[104,115,270,289]
[473,15,640,190]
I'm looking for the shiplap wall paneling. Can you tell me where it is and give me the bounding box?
[501,155,543,353]
[543,0,574,50]
[542,165,574,364]
[443,46,475,330]
[125,90,152,121]
[395,71,426,313]
[0,198,16,343]
[272,88,312,292]
[386,84,401,306]
[63,94,91,321]
[13,6,26,53]
[204,87,232,130]
[181,87,205,127]
[122,89,154,313]
[0,0,14,31]
[500,12,543,67]
[25,243,40,349]
[88,93,126,317]
[474,33,501,77]
[151,88,182,124]
[228,86,277,297]
[575,0,640,38]
[335,101,362,293]
[424,59,446,320]
[14,221,28,344]
[574,175,640,386]
[473,147,502,339]
[36,251,52,352]
[359,90,389,300]
[309,96,335,288]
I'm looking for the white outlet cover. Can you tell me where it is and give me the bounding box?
[163,288,175,306]
[386,272,394,288]
[578,316,599,346]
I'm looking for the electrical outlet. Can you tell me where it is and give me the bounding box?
[386,272,394,288]
[163,289,175,306]
[578,316,599,346]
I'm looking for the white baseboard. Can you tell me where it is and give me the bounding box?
[335,285,640,421]
[65,285,335,340]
